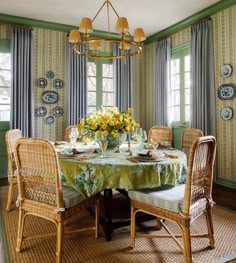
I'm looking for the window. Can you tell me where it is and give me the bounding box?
[0,52,11,121]
[168,44,190,124]
[87,60,114,113]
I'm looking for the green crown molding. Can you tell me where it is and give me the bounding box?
[0,0,235,42]
[145,0,236,44]
[0,13,120,38]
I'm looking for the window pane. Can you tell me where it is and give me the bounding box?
[0,53,11,70]
[88,77,96,91]
[88,62,96,76]
[185,72,190,88]
[171,90,180,105]
[185,105,190,121]
[0,104,10,121]
[103,92,114,106]
[185,88,190,104]
[171,59,180,74]
[103,78,113,92]
[88,91,96,105]
[0,70,11,86]
[171,106,180,121]
[185,55,190,71]
[87,106,96,114]
[171,74,180,90]
[103,64,112,77]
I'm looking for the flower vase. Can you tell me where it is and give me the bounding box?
[107,135,118,149]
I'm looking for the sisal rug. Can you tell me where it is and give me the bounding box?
[0,186,236,263]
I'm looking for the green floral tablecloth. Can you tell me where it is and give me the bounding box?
[59,150,187,197]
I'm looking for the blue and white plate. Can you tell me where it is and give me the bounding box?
[37,78,47,88]
[53,106,63,117]
[53,79,63,89]
[46,116,54,124]
[47,71,55,79]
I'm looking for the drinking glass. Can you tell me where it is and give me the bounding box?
[142,130,148,143]
[119,132,127,145]
[135,128,143,144]
[95,133,108,158]
[69,127,79,145]
[150,138,159,152]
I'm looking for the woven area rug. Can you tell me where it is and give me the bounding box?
[0,186,236,263]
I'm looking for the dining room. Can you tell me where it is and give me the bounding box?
[0,0,236,262]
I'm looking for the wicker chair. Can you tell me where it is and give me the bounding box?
[14,138,100,263]
[64,125,77,141]
[181,128,203,156]
[148,125,172,145]
[128,136,216,263]
[5,129,23,211]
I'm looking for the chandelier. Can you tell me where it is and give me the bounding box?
[69,0,146,60]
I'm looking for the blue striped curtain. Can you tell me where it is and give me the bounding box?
[191,19,215,136]
[113,44,132,111]
[66,43,87,125]
[11,27,33,137]
[155,37,171,126]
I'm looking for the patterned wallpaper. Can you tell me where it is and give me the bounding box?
[212,5,236,185]
[33,28,67,141]
[0,25,10,39]
[140,5,236,186]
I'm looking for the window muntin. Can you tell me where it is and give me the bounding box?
[87,61,114,113]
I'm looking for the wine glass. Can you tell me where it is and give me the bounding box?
[95,133,108,158]
[135,128,143,144]
[150,138,159,152]
[69,127,79,145]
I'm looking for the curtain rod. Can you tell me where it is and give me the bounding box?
[0,22,33,30]
[157,17,211,43]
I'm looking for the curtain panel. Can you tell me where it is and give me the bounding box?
[10,28,33,137]
[66,43,87,125]
[191,19,215,136]
[113,44,132,111]
[155,37,171,126]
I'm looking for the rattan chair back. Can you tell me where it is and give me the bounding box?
[182,135,216,215]
[64,125,77,141]
[14,138,63,207]
[148,125,172,144]
[5,129,23,211]
[181,128,203,155]
[14,138,100,263]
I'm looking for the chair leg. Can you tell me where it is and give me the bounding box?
[205,207,215,248]
[130,203,136,248]
[181,226,193,263]
[95,199,100,238]
[16,208,25,252]
[56,222,64,263]
[6,182,16,211]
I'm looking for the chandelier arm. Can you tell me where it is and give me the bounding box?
[92,1,107,22]
[107,1,111,38]
[107,1,120,18]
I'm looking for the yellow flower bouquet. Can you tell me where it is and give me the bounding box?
[77,107,139,140]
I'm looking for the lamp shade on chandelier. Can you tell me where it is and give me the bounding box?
[69,0,146,60]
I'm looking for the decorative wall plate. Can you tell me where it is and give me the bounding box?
[42,91,59,104]
[46,116,54,124]
[47,71,55,79]
[53,79,63,89]
[220,106,233,120]
[37,78,47,88]
[220,64,233,78]
[217,84,235,100]
[35,106,47,117]
[53,106,63,117]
